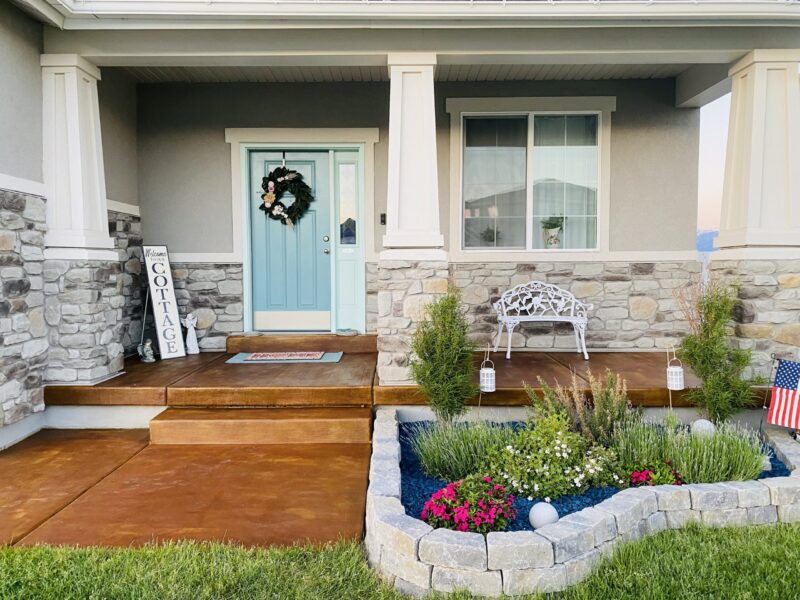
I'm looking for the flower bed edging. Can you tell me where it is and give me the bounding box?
[366,407,800,598]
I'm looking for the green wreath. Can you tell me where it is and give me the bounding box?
[259,166,315,227]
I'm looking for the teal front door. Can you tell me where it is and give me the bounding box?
[249,151,332,331]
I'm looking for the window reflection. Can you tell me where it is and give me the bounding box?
[338,163,357,245]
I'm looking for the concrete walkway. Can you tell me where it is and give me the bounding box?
[1,429,369,547]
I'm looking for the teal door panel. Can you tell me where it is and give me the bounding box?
[249,151,331,329]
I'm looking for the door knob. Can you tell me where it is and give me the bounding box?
[323,248,330,254]
[322,235,330,242]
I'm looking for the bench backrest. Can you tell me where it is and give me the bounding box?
[494,281,589,319]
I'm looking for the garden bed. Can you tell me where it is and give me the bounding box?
[365,408,800,598]
[398,421,791,532]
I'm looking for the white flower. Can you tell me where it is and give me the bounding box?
[534,483,539,491]
[545,449,550,455]
[545,497,551,503]
[506,445,514,452]
[527,496,533,501]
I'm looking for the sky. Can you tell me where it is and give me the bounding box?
[697,93,731,231]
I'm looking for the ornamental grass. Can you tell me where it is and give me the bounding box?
[407,420,516,482]
[612,418,766,484]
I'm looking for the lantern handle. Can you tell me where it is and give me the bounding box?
[668,357,682,368]
[482,358,495,370]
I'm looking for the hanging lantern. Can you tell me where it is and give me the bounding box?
[666,357,685,391]
[480,354,496,393]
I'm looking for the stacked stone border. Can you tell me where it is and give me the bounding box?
[365,408,800,598]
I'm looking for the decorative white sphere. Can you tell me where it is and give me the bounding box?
[529,502,559,529]
[691,419,716,437]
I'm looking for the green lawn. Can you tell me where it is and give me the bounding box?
[1,524,798,599]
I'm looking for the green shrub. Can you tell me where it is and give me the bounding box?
[407,421,516,482]
[611,418,766,484]
[410,288,478,424]
[529,369,636,446]
[677,281,762,423]
[484,413,624,501]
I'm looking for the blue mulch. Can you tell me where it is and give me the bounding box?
[398,421,790,531]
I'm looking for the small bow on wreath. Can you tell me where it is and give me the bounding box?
[259,166,314,227]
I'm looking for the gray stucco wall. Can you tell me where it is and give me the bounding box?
[435,79,699,253]
[136,78,698,255]
[137,81,389,252]
[0,1,43,182]
[99,69,139,206]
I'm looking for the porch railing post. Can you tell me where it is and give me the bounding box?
[40,53,116,260]
[717,49,800,252]
[382,52,445,258]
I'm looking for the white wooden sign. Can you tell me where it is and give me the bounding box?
[143,245,186,359]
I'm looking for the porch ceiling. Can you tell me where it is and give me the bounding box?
[122,62,690,83]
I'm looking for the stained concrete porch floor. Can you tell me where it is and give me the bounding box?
[2,429,370,548]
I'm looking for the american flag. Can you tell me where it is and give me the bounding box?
[768,359,800,429]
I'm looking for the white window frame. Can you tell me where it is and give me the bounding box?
[447,97,615,263]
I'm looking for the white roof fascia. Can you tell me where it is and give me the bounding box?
[45,0,800,30]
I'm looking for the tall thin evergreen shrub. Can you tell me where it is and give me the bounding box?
[410,288,478,424]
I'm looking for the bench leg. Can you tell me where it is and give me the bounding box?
[505,322,517,360]
[575,323,589,360]
[493,320,503,353]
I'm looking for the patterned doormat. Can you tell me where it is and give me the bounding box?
[225,352,343,364]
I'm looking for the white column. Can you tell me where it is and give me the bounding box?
[41,54,116,260]
[381,53,445,260]
[718,50,800,252]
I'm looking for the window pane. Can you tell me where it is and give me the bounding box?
[563,217,597,250]
[463,116,527,248]
[532,114,598,249]
[465,217,496,248]
[338,163,357,245]
[566,115,598,146]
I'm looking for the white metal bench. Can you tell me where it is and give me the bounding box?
[493,281,592,360]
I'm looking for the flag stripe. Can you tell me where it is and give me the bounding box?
[767,359,800,430]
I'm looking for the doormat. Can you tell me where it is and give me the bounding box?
[225,351,343,364]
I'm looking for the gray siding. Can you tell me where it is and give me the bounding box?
[0,1,43,183]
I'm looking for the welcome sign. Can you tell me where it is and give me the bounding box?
[143,245,186,359]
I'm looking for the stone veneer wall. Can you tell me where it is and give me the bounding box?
[710,259,800,377]
[453,261,700,353]
[170,264,244,350]
[367,262,379,333]
[0,189,47,427]
[376,260,450,385]
[108,210,144,354]
[376,260,700,385]
[44,258,126,383]
[41,210,149,383]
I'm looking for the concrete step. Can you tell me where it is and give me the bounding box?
[149,407,372,445]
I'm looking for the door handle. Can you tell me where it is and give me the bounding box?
[323,248,330,255]
[322,235,330,242]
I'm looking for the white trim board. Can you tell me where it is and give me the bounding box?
[0,413,46,451]
[45,405,165,429]
[0,173,45,198]
[231,133,378,333]
[447,96,615,263]
[107,199,141,216]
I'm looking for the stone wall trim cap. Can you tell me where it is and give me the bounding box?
[487,530,554,570]
[418,528,488,571]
